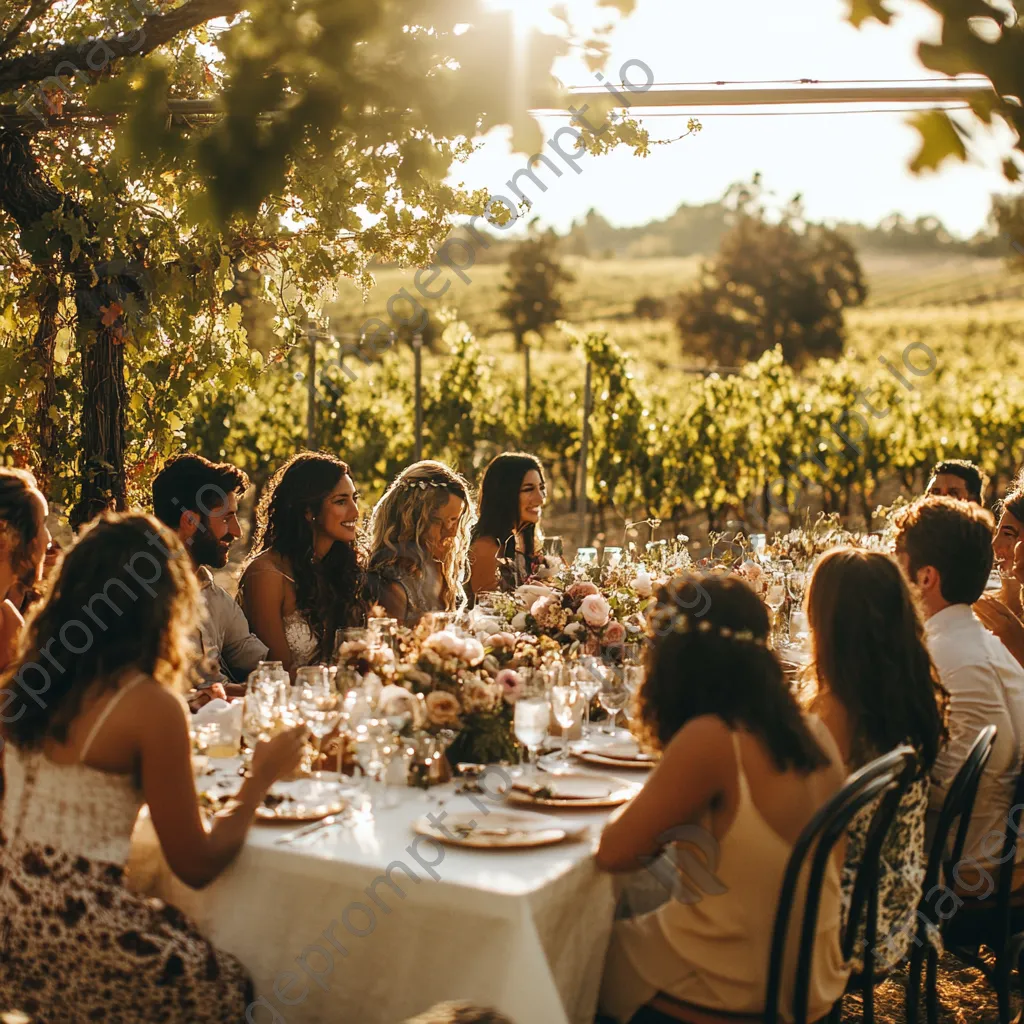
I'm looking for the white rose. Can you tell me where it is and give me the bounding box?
[511,612,529,631]
[564,621,585,637]
[474,616,503,637]
[631,569,654,599]
[425,630,466,660]
[580,594,611,629]
[460,637,486,666]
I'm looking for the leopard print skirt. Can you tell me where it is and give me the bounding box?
[0,837,253,1023]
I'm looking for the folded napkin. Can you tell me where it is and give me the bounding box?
[193,699,243,738]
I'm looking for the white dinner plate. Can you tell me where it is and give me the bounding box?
[507,774,637,808]
[413,810,581,849]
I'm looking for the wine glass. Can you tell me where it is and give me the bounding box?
[573,664,602,738]
[547,682,581,774]
[296,668,341,778]
[765,575,787,646]
[598,676,629,736]
[514,696,551,781]
[575,547,598,567]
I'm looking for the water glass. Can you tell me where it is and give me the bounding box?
[542,536,564,559]
[575,547,598,567]
[601,546,623,569]
[368,617,399,650]
[598,676,629,735]
[514,698,551,779]
[549,683,581,772]
[573,664,603,737]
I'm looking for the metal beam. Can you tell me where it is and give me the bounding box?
[558,80,1000,110]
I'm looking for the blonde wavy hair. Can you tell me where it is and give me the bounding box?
[368,461,475,611]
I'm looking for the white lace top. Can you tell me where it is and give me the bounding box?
[283,610,320,668]
[1,679,146,866]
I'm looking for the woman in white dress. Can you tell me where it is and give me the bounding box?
[239,452,366,673]
[0,513,307,1022]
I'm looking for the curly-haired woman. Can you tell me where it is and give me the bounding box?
[366,461,475,627]
[0,513,307,1020]
[239,452,366,672]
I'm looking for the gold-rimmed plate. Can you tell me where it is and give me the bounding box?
[413,810,580,849]
[507,774,637,808]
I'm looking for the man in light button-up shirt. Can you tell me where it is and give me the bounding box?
[895,496,1024,880]
[152,455,268,699]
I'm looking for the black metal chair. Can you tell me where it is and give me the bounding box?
[904,724,998,1024]
[644,747,916,1024]
[928,738,1024,1024]
[827,747,921,1024]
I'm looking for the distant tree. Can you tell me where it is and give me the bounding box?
[676,177,868,368]
[633,295,668,319]
[991,193,1024,265]
[498,231,575,415]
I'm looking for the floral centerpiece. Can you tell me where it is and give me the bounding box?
[392,626,519,765]
[492,562,658,660]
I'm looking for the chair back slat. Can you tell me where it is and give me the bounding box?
[766,747,917,1024]
[917,725,997,929]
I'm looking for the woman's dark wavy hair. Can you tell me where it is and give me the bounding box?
[1,514,198,750]
[638,573,830,774]
[0,468,44,582]
[807,547,949,770]
[247,452,365,659]
[472,452,545,562]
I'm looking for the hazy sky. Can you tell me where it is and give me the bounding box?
[462,0,1019,238]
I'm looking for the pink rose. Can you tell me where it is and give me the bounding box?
[424,630,465,660]
[460,637,486,666]
[496,668,524,703]
[567,581,600,602]
[602,620,627,645]
[580,593,611,629]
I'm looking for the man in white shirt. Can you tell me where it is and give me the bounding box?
[152,455,268,701]
[894,496,1024,886]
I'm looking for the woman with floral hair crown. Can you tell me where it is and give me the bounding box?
[366,461,476,626]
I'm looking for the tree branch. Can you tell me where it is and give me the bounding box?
[0,0,241,93]
[0,0,60,59]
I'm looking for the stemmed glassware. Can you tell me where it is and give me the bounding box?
[598,674,629,736]
[573,664,602,738]
[514,673,551,781]
[765,573,787,648]
[547,680,581,774]
[295,666,341,780]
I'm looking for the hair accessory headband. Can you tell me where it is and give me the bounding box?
[648,605,767,646]
[399,477,451,492]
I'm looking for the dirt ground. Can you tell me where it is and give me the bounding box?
[840,951,1015,1023]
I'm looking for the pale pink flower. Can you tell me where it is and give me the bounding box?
[602,620,627,645]
[424,690,461,727]
[496,669,524,704]
[567,581,600,602]
[580,593,611,628]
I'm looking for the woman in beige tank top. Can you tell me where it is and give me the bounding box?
[597,573,850,1024]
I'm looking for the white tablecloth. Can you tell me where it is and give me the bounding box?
[135,763,639,1024]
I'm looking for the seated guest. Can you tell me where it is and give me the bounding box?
[804,548,948,971]
[926,458,987,505]
[597,574,848,1023]
[468,452,547,600]
[0,513,307,1020]
[0,469,51,672]
[367,461,474,627]
[972,474,1024,666]
[152,454,267,699]
[239,452,365,671]
[893,497,1024,885]
[992,473,1024,617]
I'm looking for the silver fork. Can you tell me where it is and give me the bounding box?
[274,814,343,845]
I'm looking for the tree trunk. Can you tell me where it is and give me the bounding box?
[0,128,135,511]
[30,275,59,495]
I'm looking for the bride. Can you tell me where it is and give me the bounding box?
[239,452,366,672]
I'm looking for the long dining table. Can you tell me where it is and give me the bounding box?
[131,752,650,1024]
